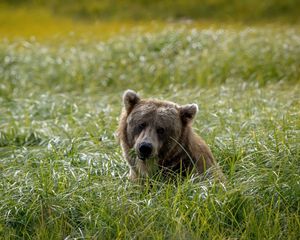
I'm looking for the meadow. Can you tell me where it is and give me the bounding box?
[0,2,300,239]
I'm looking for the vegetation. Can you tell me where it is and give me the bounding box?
[2,0,300,22]
[0,1,299,239]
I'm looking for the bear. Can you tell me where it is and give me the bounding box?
[117,89,224,181]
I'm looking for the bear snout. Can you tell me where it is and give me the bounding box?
[138,142,153,160]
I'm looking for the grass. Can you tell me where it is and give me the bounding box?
[1,5,280,41]
[0,6,168,41]
[0,7,300,239]
[1,82,299,239]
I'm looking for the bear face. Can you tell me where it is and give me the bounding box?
[126,102,182,161]
[118,90,221,181]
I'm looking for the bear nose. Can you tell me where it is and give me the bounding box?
[138,142,153,160]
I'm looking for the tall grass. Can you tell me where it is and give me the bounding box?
[0,84,299,238]
[1,28,300,98]
[0,26,300,238]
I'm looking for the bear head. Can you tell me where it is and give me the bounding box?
[121,89,198,162]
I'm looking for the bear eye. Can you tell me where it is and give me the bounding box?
[138,122,147,131]
[157,127,165,135]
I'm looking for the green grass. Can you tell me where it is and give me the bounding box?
[0,26,300,239]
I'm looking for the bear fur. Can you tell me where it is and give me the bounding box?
[118,89,223,181]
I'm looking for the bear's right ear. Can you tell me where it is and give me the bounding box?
[123,89,140,113]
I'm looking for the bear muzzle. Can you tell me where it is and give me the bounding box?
[137,142,153,160]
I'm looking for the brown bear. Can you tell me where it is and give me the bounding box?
[118,89,224,181]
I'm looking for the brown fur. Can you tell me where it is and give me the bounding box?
[117,90,224,181]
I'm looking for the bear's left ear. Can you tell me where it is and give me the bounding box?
[123,89,141,113]
[180,103,198,124]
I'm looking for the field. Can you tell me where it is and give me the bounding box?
[1,2,300,239]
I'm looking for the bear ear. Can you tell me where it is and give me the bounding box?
[123,89,141,113]
[180,103,198,124]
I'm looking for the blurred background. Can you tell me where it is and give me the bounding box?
[1,0,300,39]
